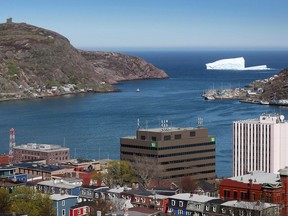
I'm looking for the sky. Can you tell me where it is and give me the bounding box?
[1,0,288,51]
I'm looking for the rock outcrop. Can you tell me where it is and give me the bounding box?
[0,20,168,100]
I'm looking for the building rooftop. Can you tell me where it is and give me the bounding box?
[234,113,287,124]
[0,165,17,170]
[170,193,217,203]
[38,178,82,188]
[13,143,69,152]
[137,127,200,133]
[50,193,78,201]
[221,200,279,210]
[70,201,94,209]
[14,163,68,172]
[229,171,280,184]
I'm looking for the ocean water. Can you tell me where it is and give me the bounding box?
[0,50,288,177]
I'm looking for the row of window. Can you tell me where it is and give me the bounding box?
[165,163,215,172]
[159,142,215,150]
[161,155,215,165]
[140,131,197,142]
[121,148,215,159]
[121,142,214,151]
[163,169,215,179]
[158,149,215,158]
[121,149,215,158]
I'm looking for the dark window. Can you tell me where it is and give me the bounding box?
[175,134,181,139]
[164,135,171,140]
[190,131,196,137]
[152,137,157,141]
[241,192,248,200]
[234,191,237,200]
[224,190,230,199]
[141,136,146,140]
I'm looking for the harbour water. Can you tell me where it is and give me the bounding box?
[0,50,288,177]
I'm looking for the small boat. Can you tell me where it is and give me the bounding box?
[136,88,140,92]
[260,100,269,105]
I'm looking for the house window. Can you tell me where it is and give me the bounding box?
[141,197,145,203]
[175,134,181,139]
[62,209,65,216]
[135,197,139,202]
[179,201,183,207]
[233,191,237,199]
[190,131,196,137]
[178,210,183,215]
[213,206,216,212]
[62,200,65,206]
[196,204,200,210]
[141,136,146,140]
[164,135,171,140]
[205,205,209,211]
[78,209,80,214]
[152,136,157,141]
[171,200,176,206]
[221,208,226,214]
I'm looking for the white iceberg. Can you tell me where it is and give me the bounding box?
[206,57,269,70]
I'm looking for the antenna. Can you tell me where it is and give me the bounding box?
[9,128,16,156]
[161,120,169,130]
[137,119,140,129]
[197,117,203,128]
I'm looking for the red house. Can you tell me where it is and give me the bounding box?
[0,154,9,165]
[220,168,288,216]
[70,201,93,216]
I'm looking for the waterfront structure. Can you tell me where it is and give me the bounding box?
[233,114,288,176]
[12,143,70,164]
[120,126,216,183]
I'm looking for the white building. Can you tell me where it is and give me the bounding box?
[233,114,288,176]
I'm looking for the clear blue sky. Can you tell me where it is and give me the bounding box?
[1,0,288,50]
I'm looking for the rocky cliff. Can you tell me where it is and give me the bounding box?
[248,68,288,102]
[0,20,168,100]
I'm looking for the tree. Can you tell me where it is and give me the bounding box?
[130,155,160,189]
[10,186,56,216]
[93,160,136,188]
[179,176,198,193]
[89,199,112,216]
[0,188,11,213]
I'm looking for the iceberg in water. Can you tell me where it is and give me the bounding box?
[206,57,269,70]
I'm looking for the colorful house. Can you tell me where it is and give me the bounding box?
[50,193,78,216]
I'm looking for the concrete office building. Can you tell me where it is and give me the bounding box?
[233,114,288,176]
[120,126,216,183]
[13,143,70,165]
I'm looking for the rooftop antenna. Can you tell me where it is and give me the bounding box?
[197,117,203,128]
[161,120,169,130]
[9,128,16,156]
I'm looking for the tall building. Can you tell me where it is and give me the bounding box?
[13,143,70,165]
[120,126,216,183]
[233,114,288,176]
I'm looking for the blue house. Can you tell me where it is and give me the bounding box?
[50,193,78,216]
